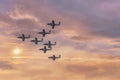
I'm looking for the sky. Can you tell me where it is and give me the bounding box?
[0,0,120,80]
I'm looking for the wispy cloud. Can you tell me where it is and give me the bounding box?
[0,0,120,80]
[0,61,14,70]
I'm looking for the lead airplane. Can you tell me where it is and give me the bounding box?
[48,55,61,61]
[39,46,51,53]
[38,29,51,37]
[30,37,43,45]
[18,34,30,41]
[43,41,56,48]
[47,20,61,29]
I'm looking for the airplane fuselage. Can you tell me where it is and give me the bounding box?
[40,46,51,53]
[18,34,30,41]
[48,55,61,61]
[31,38,43,45]
[47,20,60,29]
[38,29,51,37]
[44,41,56,48]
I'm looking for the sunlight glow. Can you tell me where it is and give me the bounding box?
[13,48,22,55]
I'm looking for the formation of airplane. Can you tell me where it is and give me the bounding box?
[30,37,43,45]
[43,41,56,48]
[47,20,61,29]
[18,34,30,41]
[39,46,51,53]
[17,20,61,61]
[48,55,61,61]
[38,29,51,37]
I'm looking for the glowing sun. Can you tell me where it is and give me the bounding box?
[13,48,22,55]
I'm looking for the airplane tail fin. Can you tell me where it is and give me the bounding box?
[58,22,61,25]
[38,38,43,42]
[59,55,61,58]
[55,42,56,45]
[43,29,45,32]
[38,32,40,34]
[17,37,21,38]
[49,30,51,33]
[49,47,52,50]
[41,38,43,42]
[28,35,30,38]
[47,23,50,25]
[39,48,42,50]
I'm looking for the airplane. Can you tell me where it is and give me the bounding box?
[38,29,51,37]
[30,37,43,45]
[39,46,51,53]
[48,55,61,61]
[17,34,30,41]
[43,41,56,48]
[47,20,61,29]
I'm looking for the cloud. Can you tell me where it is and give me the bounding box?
[0,0,120,55]
[46,0,120,38]
[0,61,14,70]
[0,1,120,80]
[55,57,120,80]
